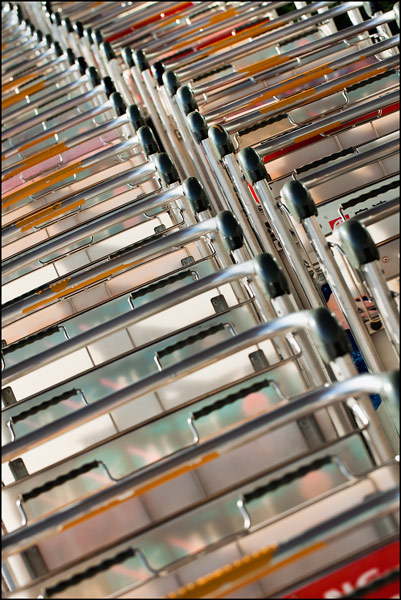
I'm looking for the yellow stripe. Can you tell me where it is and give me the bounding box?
[18,131,56,153]
[61,452,219,531]
[169,541,325,599]
[2,141,69,182]
[2,72,38,93]
[237,54,291,77]
[1,80,46,110]
[246,63,334,109]
[2,161,85,209]
[16,199,85,232]
[260,63,387,117]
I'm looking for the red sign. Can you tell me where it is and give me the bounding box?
[329,214,350,230]
[281,541,399,599]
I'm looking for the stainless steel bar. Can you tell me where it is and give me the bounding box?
[2,370,398,554]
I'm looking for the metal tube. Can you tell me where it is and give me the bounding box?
[254,180,323,309]
[2,216,219,324]
[2,371,398,554]
[362,261,400,355]
[303,216,384,373]
[2,186,182,278]
[2,259,255,385]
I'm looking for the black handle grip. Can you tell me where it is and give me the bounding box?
[22,460,100,502]
[77,56,87,76]
[192,64,232,82]
[94,29,103,46]
[137,125,159,157]
[66,47,75,66]
[240,112,288,137]
[187,111,208,144]
[87,65,101,88]
[295,147,354,175]
[108,231,164,260]
[154,152,180,186]
[244,456,332,503]
[127,104,145,132]
[53,41,63,57]
[340,180,399,211]
[122,46,135,68]
[2,325,61,356]
[131,270,191,302]
[281,180,317,223]
[111,91,126,117]
[337,219,380,269]
[183,177,211,213]
[311,307,351,363]
[176,85,198,116]
[85,26,93,45]
[101,40,116,61]
[53,12,61,27]
[44,548,136,597]
[216,211,244,252]
[102,76,116,99]
[11,389,80,425]
[208,124,234,158]
[238,147,270,184]
[254,253,290,299]
[193,379,271,421]
[157,323,226,360]
[63,17,74,34]
[151,61,165,86]
[162,70,180,96]
[74,21,84,38]
[134,49,149,71]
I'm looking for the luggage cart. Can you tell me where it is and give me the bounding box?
[2,3,399,598]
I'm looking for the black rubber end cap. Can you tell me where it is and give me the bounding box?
[102,76,116,98]
[36,29,43,43]
[238,147,270,184]
[176,85,198,116]
[94,29,103,46]
[187,111,208,144]
[102,40,116,61]
[138,125,160,157]
[208,124,235,158]
[162,70,180,96]
[337,219,380,269]
[127,104,145,132]
[17,5,23,23]
[183,177,211,214]
[122,47,134,68]
[281,179,318,223]
[151,61,165,86]
[216,211,244,252]
[63,17,73,33]
[74,21,84,38]
[29,23,35,36]
[88,66,101,88]
[85,27,93,45]
[255,253,290,299]
[45,34,53,48]
[111,92,127,117]
[53,41,63,57]
[54,11,62,26]
[134,49,149,71]
[77,56,87,76]
[66,48,75,66]
[311,307,351,364]
[154,153,180,186]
